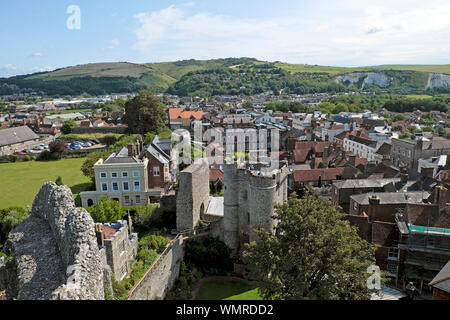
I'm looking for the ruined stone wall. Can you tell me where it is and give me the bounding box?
[127,237,185,300]
[176,159,210,231]
[1,182,104,300]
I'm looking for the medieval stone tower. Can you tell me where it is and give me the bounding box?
[221,161,289,253]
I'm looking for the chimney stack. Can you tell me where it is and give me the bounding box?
[368,195,380,223]
[349,155,356,166]
[95,224,104,247]
[400,167,408,184]
[127,144,134,157]
[136,138,141,156]
[433,185,448,211]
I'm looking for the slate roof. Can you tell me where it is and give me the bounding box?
[333,178,399,189]
[429,260,450,293]
[350,191,430,205]
[0,125,39,147]
[104,147,140,164]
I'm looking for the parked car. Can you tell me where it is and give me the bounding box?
[13,151,27,155]
[89,139,100,144]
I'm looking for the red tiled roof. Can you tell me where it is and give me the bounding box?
[405,203,450,228]
[313,142,330,153]
[330,124,345,130]
[371,221,397,246]
[294,149,310,163]
[210,169,224,181]
[101,225,118,240]
[168,108,203,120]
[293,168,344,183]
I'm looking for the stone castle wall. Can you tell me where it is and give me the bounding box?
[1,182,104,300]
[222,162,289,253]
[127,236,185,300]
[176,159,210,231]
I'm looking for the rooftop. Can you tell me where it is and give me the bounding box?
[350,191,430,205]
[0,125,39,147]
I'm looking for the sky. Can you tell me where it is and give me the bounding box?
[1,0,450,77]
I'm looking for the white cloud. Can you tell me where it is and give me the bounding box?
[31,66,54,73]
[31,52,44,57]
[4,64,17,71]
[132,2,450,66]
[102,39,120,51]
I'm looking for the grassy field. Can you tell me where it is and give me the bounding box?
[27,62,151,81]
[0,158,91,209]
[195,280,262,300]
[59,133,124,140]
[373,64,450,75]
[275,63,372,75]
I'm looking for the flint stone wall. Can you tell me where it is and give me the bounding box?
[1,182,104,300]
[128,236,184,300]
[176,159,210,231]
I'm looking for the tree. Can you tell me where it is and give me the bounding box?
[61,120,77,134]
[122,90,167,135]
[243,196,379,300]
[0,207,29,247]
[242,101,254,110]
[49,139,68,159]
[86,196,125,223]
[81,150,111,183]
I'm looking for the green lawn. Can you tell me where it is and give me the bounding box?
[195,280,262,300]
[0,158,91,209]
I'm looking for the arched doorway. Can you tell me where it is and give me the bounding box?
[87,199,94,207]
[200,203,205,220]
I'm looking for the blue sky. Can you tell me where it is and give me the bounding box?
[1,0,450,77]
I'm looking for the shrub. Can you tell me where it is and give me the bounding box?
[136,248,158,265]
[184,237,233,275]
[55,176,63,186]
[49,139,68,159]
[0,207,29,246]
[86,196,125,223]
[138,234,170,253]
[36,150,53,161]
[23,155,31,162]
[8,155,18,163]
[133,205,164,230]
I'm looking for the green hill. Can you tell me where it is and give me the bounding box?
[1,58,450,96]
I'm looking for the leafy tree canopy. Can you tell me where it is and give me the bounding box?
[243,196,379,300]
[123,90,167,135]
[86,196,125,223]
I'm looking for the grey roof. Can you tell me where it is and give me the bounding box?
[146,144,169,164]
[153,135,172,155]
[0,125,39,147]
[333,178,400,189]
[370,285,407,300]
[430,260,450,293]
[350,191,430,205]
[104,147,140,164]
